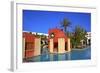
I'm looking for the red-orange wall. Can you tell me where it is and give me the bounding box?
[23,32,37,58]
[48,28,68,42]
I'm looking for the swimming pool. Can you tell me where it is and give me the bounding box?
[24,47,91,62]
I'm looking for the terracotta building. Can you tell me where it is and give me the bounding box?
[22,32,41,59]
[48,28,71,53]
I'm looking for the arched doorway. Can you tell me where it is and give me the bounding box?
[54,42,58,53]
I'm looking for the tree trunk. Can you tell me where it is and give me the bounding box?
[64,27,67,34]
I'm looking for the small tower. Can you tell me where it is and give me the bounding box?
[48,28,71,53]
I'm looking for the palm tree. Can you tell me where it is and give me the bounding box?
[71,25,87,48]
[60,18,71,34]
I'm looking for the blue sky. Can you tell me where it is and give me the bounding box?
[23,10,91,34]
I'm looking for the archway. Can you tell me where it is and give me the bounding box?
[54,42,58,53]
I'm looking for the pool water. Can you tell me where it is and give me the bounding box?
[24,47,91,62]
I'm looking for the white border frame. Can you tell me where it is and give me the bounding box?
[11,1,97,71]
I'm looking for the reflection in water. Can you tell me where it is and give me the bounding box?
[50,54,53,61]
[24,47,91,62]
[68,52,71,60]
